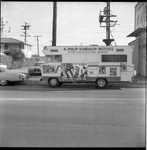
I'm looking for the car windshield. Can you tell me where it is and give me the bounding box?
[34,63,44,66]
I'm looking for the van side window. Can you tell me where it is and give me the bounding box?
[46,55,62,62]
[55,55,62,62]
[102,55,127,62]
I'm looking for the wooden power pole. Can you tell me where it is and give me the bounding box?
[52,1,57,46]
[34,35,42,57]
[21,22,31,43]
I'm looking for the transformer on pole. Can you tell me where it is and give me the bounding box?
[99,2,118,46]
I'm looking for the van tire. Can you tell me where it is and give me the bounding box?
[95,78,107,88]
[48,78,60,87]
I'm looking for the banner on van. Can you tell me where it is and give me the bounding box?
[63,47,114,53]
[61,63,88,81]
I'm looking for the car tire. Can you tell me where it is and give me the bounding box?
[95,78,107,88]
[48,78,60,87]
[0,80,9,86]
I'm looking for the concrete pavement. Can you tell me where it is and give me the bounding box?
[0,93,145,147]
[0,75,145,147]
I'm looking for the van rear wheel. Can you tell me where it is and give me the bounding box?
[95,78,107,88]
[48,78,59,87]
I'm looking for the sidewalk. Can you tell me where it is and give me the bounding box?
[133,74,146,82]
[110,75,146,88]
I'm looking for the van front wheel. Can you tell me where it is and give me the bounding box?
[48,78,59,87]
[95,78,107,88]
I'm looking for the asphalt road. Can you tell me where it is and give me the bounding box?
[0,82,145,147]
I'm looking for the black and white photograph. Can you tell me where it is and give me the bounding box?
[0,1,146,148]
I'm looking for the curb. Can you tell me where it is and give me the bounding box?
[22,80,145,88]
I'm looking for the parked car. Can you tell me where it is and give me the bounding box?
[28,62,45,76]
[0,63,7,69]
[0,67,27,86]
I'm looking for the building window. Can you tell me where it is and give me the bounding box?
[4,44,8,50]
[102,55,127,62]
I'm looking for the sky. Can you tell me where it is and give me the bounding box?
[1,2,137,56]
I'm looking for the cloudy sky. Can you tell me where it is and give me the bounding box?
[1,2,137,56]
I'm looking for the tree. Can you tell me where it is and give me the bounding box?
[4,48,25,68]
[31,54,40,62]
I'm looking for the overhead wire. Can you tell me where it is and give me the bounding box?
[110,30,117,46]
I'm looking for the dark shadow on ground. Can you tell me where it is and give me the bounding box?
[0,83,122,91]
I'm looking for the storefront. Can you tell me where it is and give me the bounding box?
[127,2,146,77]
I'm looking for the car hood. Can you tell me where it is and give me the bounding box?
[5,70,26,76]
[28,66,41,69]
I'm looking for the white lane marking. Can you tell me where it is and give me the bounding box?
[0,98,145,103]
[0,87,145,91]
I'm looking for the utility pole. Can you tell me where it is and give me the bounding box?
[99,2,118,46]
[21,22,31,43]
[52,1,57,46]
[34,35,42,57]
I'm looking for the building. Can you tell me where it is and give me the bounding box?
[127,2,146,77]
[0,37,32,58]
[22,43,32,58]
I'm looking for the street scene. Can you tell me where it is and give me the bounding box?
[0,1,146,148]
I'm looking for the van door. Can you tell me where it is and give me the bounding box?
[120,63,134,81]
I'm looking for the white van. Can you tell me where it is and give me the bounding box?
[41,46,134,88]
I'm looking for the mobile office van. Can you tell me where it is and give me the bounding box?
[41,46,134,88]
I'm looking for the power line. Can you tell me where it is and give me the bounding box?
[110,30,117,46]
[20,21,31,43]
[34,35,42,56]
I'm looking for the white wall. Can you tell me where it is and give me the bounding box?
[138,32,146,76]
[129,39,139,74]
[22,45,32,58]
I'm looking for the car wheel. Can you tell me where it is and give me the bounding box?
[0,80,9,86]
[95,78,107,88]
[48,78,59,87]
